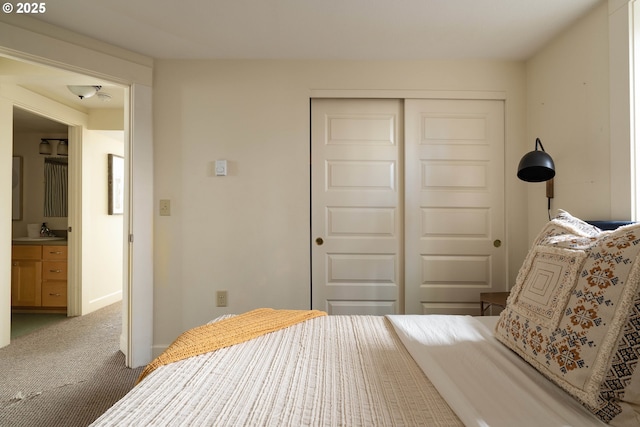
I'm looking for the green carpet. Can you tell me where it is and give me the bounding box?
[11,313,68,339]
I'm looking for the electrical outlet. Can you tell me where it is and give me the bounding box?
[216,290,228,307]
[159,199,171,216]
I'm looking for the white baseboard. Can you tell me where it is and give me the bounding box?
[152,345,169,359]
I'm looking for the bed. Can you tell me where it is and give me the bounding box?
[92,211,640,426]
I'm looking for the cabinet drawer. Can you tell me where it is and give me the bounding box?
[12,245,41,260]
[42,282,67,307]
[42,246,67,261]
[43,261,67,280]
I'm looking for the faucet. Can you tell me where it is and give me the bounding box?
[40,223,55,237]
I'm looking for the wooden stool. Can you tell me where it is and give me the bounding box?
[479,292,510,315]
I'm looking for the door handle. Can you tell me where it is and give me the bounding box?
[315,237,324,246]
[493,239,502,248]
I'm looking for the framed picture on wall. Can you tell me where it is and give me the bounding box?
[12,156,22,220]
[108,154,124,215]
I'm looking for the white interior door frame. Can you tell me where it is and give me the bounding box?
[124,83,154,367]
[0,85,88,320]
[0,33,154,366]
[310,89,506,101]
[66,124,82,317]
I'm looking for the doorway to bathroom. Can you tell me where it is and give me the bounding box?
[11,109,69,328]
[9,104,126,337]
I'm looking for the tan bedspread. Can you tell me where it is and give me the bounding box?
[92,315,462,426]
[137,308,326,383]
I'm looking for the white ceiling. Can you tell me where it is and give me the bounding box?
[0,58,123,132]
[27,0,602,60]
[13,107,67,133]
[3,0,603,131]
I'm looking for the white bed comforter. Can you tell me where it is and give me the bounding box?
[388,315,606,427]
[93,314,606,426]
[92,315,462,426]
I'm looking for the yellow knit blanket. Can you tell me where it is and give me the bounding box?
[137,308,327,383]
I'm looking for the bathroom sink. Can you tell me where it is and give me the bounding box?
[12,237,65,241]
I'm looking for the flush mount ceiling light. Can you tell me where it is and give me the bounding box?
[67,85,102,99]
[96,92,112,102]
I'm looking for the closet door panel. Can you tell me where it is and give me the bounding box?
[405,99,506,314]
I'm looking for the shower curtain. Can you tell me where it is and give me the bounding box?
[44,157,68,217]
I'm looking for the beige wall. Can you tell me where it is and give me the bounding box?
[152,59,528,351]
[81,129,125,312]
[525,2,611,239]
[152,0,613,352]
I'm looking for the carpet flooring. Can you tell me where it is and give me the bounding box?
[0,301,143,426]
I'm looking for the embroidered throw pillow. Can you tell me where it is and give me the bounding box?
[511,245,587,330]
[495,212,640,426]
[532,209,601,249]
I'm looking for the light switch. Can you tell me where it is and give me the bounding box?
[215,160,227,176]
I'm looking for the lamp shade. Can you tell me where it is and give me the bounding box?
[57,139,68,156]
[517,138,555,182]
[39,139,52,155]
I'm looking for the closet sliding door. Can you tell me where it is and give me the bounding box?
[311,98,506,315]
[404,99,505,314]
[311,99,403,315]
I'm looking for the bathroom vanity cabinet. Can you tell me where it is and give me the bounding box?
[11,244,67,311]
[11,245,42,307]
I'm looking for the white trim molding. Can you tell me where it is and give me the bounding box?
[609,0,637,220]
[310,89,507,100]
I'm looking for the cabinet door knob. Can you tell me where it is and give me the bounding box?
[50,269,62,273]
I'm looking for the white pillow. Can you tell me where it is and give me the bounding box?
[495,211,640,426]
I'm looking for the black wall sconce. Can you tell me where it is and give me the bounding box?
[517,138,555,218]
